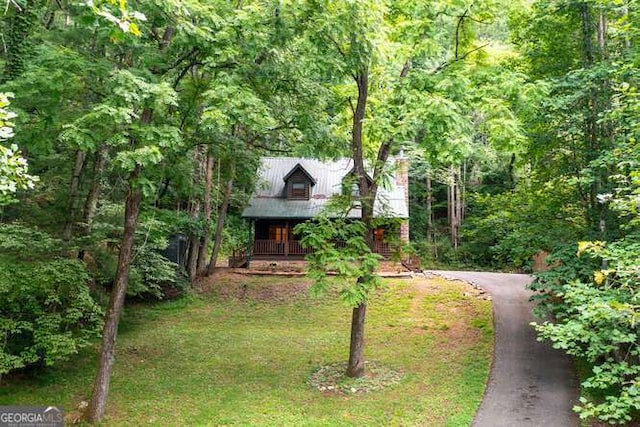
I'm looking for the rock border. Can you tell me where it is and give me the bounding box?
[309,361,403,394]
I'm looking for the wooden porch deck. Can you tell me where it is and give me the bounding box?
[229,239,397,268]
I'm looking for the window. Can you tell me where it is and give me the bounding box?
[269,225,288,242]
[291,182,307,198]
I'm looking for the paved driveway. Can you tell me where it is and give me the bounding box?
[427,271,579,427]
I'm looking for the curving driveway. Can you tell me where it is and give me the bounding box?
[427,271,579,427]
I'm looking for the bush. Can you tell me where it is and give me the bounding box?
[93,246,190,301]
[0,256,103,383]
[87,207,192,301]
[531,237,640,424]
[128,248,190,300]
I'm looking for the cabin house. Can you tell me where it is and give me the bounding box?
[235,156,409,266]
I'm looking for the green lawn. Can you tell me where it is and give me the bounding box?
[0,273,492,426]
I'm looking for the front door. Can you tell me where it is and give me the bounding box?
[268,224,288,255]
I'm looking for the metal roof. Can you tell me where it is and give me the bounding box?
[242,157,408,219]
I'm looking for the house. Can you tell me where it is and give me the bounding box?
[235,156,409,266]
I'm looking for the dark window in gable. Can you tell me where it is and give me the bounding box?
[291,182,307,198]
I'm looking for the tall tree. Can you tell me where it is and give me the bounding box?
[298,0,499,377]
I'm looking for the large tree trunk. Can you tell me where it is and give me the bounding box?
[206,163,234,276]
[62,150,86,255]
[197,153,214,276]
[85,25,173,423]
[86,165,142,423]
[346,301,367,377]
[346,71,371,378]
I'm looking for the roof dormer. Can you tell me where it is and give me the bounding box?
[283,163,316,200]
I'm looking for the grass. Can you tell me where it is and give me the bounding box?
[0,272,493,426]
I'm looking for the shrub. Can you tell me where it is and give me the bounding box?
[128,248,190,300]
[531,237,640,424]
[93,246,190,301]
[0,256,103,383]
[88,207,191,301]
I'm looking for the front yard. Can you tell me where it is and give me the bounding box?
[1,272,492,426]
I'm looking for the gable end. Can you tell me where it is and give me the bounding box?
[282,163,317,200]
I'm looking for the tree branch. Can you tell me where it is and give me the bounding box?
[160,27,175,52]
[455,8,469,59]
[244,141,293,154]
[172,61,204,88]
[400,60,411,78]
[431,43,489,74]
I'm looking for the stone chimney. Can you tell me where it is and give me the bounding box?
[395,151,409,243]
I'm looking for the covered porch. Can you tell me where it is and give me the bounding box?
[229,219,397,267]
[252,219,309,257]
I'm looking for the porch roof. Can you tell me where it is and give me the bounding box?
[242,157,408,219]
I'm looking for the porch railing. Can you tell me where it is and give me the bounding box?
[252,239,394,257]
[252,239,314,256]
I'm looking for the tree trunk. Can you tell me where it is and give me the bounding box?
[86,165,142,423]
[346,302,367,378]
[186,146,204,281]
[426,173,433,242]
[1,1,41,82]
[85,20,173,421]
[197,153,214,276]
[597,11,607,60]
[206,163,234,276]
[457,164,464,235]
[79,145,107,260]
[447,166,453,247]
[448,165,460,250]
[580,2,594,66]
[186,199,201,281]
[580,2,612,232]
[345,71,371,379]
[62,150,86,255]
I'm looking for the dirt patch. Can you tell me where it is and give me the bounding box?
[402,277,490,348]
[433,298,487,351]
[196,269,312,303]
[233,260,411,274]
[439,321,482,350]
[249,260,308,272]
[308,361,403,395]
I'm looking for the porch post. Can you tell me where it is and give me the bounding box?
[246,219,253,268]
[284,220,289,256]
